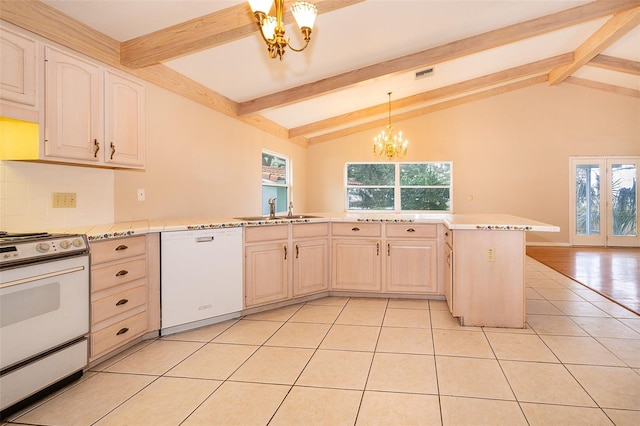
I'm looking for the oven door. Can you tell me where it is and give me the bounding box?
[0,255,89,370]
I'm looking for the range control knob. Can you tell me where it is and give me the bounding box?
[36,242,50,253]
[59,240,71,249]
[72,238,84,247]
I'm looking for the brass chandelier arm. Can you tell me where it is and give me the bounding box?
[287,27,312,52]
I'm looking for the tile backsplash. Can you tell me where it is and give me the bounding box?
[0,161,114,231]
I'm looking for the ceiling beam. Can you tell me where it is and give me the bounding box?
[589,54,640,75]
[121,0,364,69]
[307,75,549,145]
[239,0,640,115]
[289,53,573,138]
[565,76,640,97]
[548,6,640,85]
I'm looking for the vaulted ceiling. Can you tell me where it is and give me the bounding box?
[2,0,639,147]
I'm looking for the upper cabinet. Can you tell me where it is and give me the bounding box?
[44,47,145,168]
[0,27,40,122]
[0,24,145,169]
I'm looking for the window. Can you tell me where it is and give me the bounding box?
[262,150,290,215]
[346,162,452,212]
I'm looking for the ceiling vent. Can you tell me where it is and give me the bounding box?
[415,68,434,80]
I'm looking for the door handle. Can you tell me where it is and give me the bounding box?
[195,236,214,243]
[284,245,288,260]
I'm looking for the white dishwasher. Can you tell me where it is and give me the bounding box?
[160,227,243,335]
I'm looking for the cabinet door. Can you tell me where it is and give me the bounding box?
[386,240,438,293]
[245,242,289,307]
[293,238,328,297]
[44,46,101,161]
[104,70,145,167]
[331,239,381,292]
[0,28,37,107]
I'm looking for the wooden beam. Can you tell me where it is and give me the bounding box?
[564,76,640,97]
[549,6,640,85]
[307,75,548,145]
[121,0,364,69]
[239,0,640,115]
[289,53,573,138]
[589,54,640,75]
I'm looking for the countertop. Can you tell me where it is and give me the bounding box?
[56,213,560,241]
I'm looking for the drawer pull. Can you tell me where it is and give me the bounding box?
[115,298,129,306]
[115,270,129,277]
[351,227,360,232]
[116,327,129,336]
[406,228,416,233]
[115,244,129,251]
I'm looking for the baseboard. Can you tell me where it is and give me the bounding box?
[526,242,570,247]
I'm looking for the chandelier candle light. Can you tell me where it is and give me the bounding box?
[373,92,408,160]
[248,0,318,60]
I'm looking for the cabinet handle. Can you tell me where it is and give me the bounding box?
[376,243,379,256]
[296,244,299,258]
[115,270,129,277]
[110,142,116,160]
[406,228,415,233]
[446,253,451,267]
[445,232,449,237]
[115,298,129,306]
[93,139,100,158]
[387,243,390,256]
[116,327,129,336]
[351,227,360,232]
[284,245,287,260]
[115,244,129,251]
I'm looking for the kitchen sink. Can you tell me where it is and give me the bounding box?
[234,215,321,221]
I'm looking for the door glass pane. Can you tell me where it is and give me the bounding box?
[575,164,600,236]
[611,163,637,237]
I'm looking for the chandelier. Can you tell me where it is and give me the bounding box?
[373,92,408,160]
[248,0,318,60]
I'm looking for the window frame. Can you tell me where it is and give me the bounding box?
[262,150,291,215]
[345,161,453,213]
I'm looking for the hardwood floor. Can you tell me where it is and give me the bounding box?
[526,246,640,315]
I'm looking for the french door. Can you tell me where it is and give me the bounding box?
[570,157,639,247]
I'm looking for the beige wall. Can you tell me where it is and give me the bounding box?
[307,83,640,244]
[114,84,308,221]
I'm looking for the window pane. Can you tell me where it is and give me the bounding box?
[575,164,600,236]
[347,164,395,186]
[262,152,287,184]
[262,186,288,215]
[401,188,450,210]
[400,163,451,186]
[611,163,637,237]
[347,188,394,210]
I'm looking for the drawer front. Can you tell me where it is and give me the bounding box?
[91,311,147,357]
[245,225,289,243]
[91,258,146,292]
[386,223,437,238]
[92,285,147,325]
[91,236,146,265]
[332,222,381,237]
[444,227,453,247]
[292,222,329,239]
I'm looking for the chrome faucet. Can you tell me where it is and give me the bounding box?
[268,198,276,219]
[287,201,294,218]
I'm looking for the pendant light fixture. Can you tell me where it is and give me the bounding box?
[248,0,318,60]
[373,92,408,160]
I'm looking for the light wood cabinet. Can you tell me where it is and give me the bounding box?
[244,225,290,307]
[385,224,438,294]
[292,223,329,297]
[0,26,40,122]
[331,222,382,292]
[89,234,159,362]
[44,47,145,168]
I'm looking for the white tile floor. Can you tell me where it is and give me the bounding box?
[4,257,640,425]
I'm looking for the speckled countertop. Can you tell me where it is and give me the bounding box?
[54,213,559,241]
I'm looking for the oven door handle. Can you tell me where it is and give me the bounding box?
[0,265,86,289]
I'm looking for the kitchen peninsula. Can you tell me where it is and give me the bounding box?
[70,213,558,331]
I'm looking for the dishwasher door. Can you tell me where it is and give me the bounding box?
[161,227,242,331]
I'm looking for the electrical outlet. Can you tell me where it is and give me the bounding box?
[52,192,76,208]
[487,248,495,262]
[137,189,145,201]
